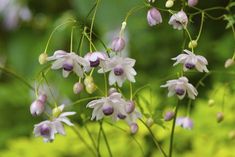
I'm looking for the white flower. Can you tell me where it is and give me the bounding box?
[168,10,188,30]
[84,52,108,72]
[172,49,209,72]
[33,104,76,142]
[176,117,193,129]
[224,58,234,68]
[47,50,89,78]
[160,76,198,99]
[125,110,142,125]
[98,55,137,87]
[87,92,127,121]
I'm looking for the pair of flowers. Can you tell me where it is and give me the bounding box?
[47,50,136,87]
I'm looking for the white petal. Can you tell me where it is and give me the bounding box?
[62,70,70,78]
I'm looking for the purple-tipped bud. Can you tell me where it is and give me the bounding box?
[111,37,125,52]
[126,101,135,114]
[188,0,198,7]
[102,105,114,116]
[185,63,195,69]
[164,111,175,121]
[130,123,139,134]
[38,94,47,103]
[217,112,224,123]
[147,7,162,26]
[40,123,51,136]
[62,63,73,71]
[117,113,126,119]
[30,100,45,116]
[114,66,124,76]
[175,88,185,96]
[108,88,117,95]
[73,82,84,94]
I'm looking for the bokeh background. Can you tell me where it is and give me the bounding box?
[0,0,235,157]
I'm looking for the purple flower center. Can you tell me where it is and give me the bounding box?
[185,63,195,69]
[117,113,126,119]
[90,59,100,67]
[114,67,124,76]
[175,88,185,96]
[40,124,50,136]
[102,106,114,115]
[63,63,73,71]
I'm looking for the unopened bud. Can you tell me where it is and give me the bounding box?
[52,107,62,118]
[85,83,97,94]
[208,99,215,107]
[38,53,48,65]
[225,58,234,68]
[111,37,125,52]
[130,123,139,134]
[188,0,198,7]
[126,101,135,114]
[30,100,45,116]
[73,82,84,94]
[217,112,224,123]
[164,111,175,121]
[147,7,162,26]
[38,94,47,103]
[84,76,94,85]
[146,118,154,127]
[165,0,174,8]
[228,130,235,140]
[188,40,198,49]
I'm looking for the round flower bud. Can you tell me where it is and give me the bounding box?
[188,0,198,7]
[165,0,174,8]
[208,99,215,107]
[84,76,94,85]
[108,88,117,95]
[52,107,62,118]
[130,123,139,134]
[126,101,135,114]
[188,40,198,49]
[102,105,114,116]
[147,7,162,26]
[164,111,175,121]
[146,118,154,127]
[38,53,48,65]
[30,100,45,116]
[228,130,235,140]
[38,94,47,103]
[111,37,125,52]
[225,58,234,68]
[73,82,84,94]
[85,83,97,94]
[217,112,224,123]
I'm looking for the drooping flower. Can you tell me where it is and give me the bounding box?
[47,50,89,78]
[188,0,198,7]
[147,7,162,26]
[172,49,209,72]
[169,10,188,30]
[98,55,137,87]
[111,37,126,52]
[164,111,175,121]
[161,76,198,99]
[176,117,193,129]
[30,94,47,116]
[33,104,76,142]
[125,110,142,134]
[84,52,108,72]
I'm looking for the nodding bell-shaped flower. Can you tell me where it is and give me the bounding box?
[98,55,137,87]
[111,37,125,52]
[172,49,209,73]
[73,82,84,94]
[161,76,198,99]
[84,52,108,72]
[164,111,175,121]
[165,0,174,8]
[169,10,188,30]
[125,100,135,114]
[47,50,89,78]
[176,117,193,130]
[188,0,198,7]
[30,99,45,116]
[34,121,57,142]
[147,7,162,26]
[86,92,127,121]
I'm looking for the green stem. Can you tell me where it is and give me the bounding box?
[69,96,101,106]
[101,123,113,157]
[196,12,205,42]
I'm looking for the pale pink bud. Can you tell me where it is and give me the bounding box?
[188,0,198,7]
[126,101,135,114]
[73,82,84,94]
[111,37,125,52]
[147,7,162,26]
[130,123,139,134]
[164,111,175,121]
[30,100,45,116]
[38,94,47,103]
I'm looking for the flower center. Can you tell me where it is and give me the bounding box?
[40,124,50,136]
[90,59,100,67]
[114,66,124,76]
[63,63,73,71]
[117,113,126,119]
[185,63,195,69]
[175,88,185,96]
[102,105,114,115]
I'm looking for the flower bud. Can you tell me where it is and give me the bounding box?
[84,76,94,85]
[111,37,125,52]
[208,99,215,107]
[148,0,155,3]
[73,82,84,94]
[164,111,175,121]
[146,118,154,127]
[225,58,234,68]
[108,88,117,95]
[165,0,174,8]
[38,94,47,103]
[30,100,45,116]
[217,112,224,123]
[188,0,198,7]
[147,7,162,26]
[188,40,198,49]
[228,130,235,140]
[85,83,97,94]
[130,123,139,134]
[52,107,62,118]
[102,105,114,116]
[38,53,48,65]
[126,101,135,114]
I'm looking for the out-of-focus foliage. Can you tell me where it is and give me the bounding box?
[0,0,235,157]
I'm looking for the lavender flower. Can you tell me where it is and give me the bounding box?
[84,52,108,71]
[188,0,198,7]
[176,117,193,129]
[111,37,126,52]
[169,10,188,30]
[147,7,162,26]
[164,111,175,121]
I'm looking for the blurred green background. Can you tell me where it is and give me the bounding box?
[0,0,235,157]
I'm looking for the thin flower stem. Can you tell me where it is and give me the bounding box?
[196,12,205,42]
[97,122,102,157]
[124,5,147,22]
[71,126,97,157]
[184,28,194,52]
[129,82,133,100]
[140,119,168,157]
[70,27,75,52]
[77,27,86,56]
[100,122,113,157]
[0,66,34,91]
[69,96,101,106]
[169,100,180,157]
